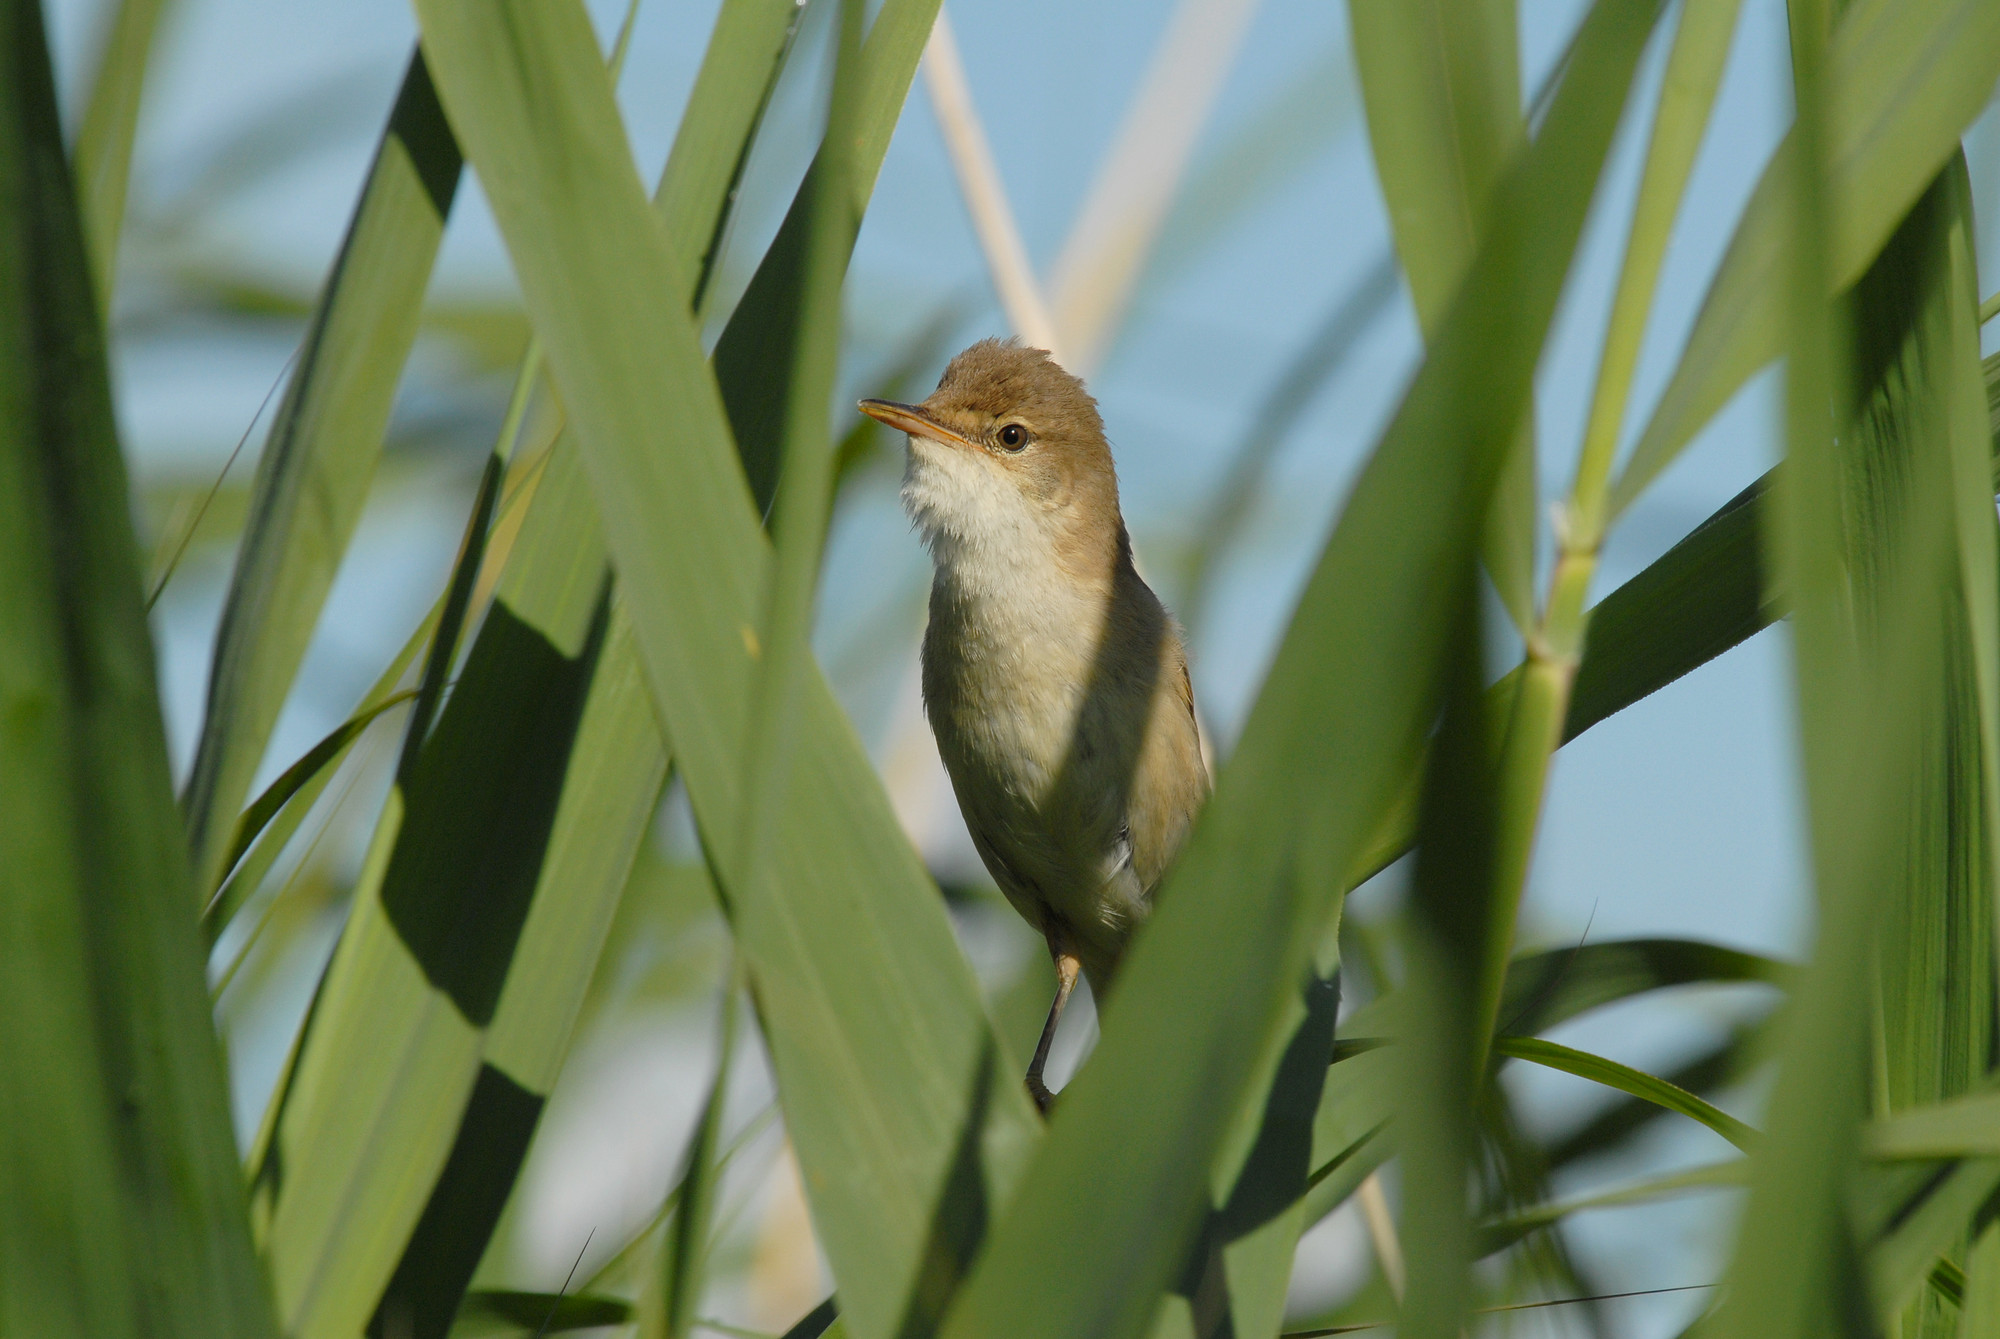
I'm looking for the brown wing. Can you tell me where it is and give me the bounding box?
[1127,629,1210,894]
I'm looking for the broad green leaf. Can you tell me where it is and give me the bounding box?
[732,0,858,990]
[1837,168,2000,1339]
[252,434,649,1338]
[180,50,464,895]
[712,0,946,510]
[1564,475,1774,739]
[407,8,1046,1339]
[1608,0,2000,516]
[934,6,1666,1336]
[1494,1036,1759,1152]
[0,3,273,1331]
[71,0,171,306]
[655,0,804,314]
[247,5,808,1324]
[1349,0,1535,633]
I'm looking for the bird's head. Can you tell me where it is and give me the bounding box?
[860,339,1125,582]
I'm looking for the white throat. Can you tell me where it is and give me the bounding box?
[900,435,1101,649]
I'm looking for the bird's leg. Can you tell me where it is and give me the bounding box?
[1026,940,1081,1114]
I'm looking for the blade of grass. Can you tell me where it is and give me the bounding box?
[644,966,744,1339]
[409,8,1048,1339]
[1607,0,2000,517]
[932,6,1666,1336]
[1348,0,1535,637]
[1494,1036,1758,1152]
[72,0,172,308]
[1545,1024,1765,1168]
[179,48,464,895]
[220,689,417,896]
[712,0,947,511]
[0,2,274,1330]
[204,573,437,950]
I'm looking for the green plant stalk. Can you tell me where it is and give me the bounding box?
[1464,0,1741,1060]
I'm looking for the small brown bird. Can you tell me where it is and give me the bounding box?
[859,340,1209,1111]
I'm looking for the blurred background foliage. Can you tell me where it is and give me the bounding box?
[6,0,2000,1334]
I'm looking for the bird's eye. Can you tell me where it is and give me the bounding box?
[997,423,1028,451]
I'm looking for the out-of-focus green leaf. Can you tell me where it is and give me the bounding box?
[1397,568,1504,1339]
[1476,1159,1749,1256]
[1608,0,2000,516]
[1180,254,1400,632]
[1841,160,2000,1339]
[1494,1036,1759,1152]
[1497,937,1788,1038]
[409,7,1046,1339]
[1706,9,1989,1327]
[1869,1090,2000,1159]
[644,970,742,1339]
[1349,0,1535,633]
[72,0,171,306]
[933,6,1665,1336]
[0,3,273,1332]
[1867,1159,2000,1323]
[180,49,464,895]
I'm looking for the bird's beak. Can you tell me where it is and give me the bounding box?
[857,398,976,450]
